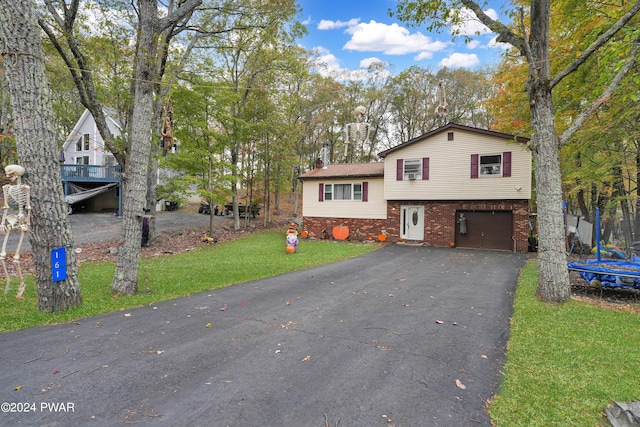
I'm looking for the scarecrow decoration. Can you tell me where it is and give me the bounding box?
[285,223,298,254]
[160,100,176,156]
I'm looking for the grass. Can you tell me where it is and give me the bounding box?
[488,259,640,426]
[0,229,378,332]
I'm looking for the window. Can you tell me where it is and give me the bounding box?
[480,154,502,176]
[75,156,89,165]
[324,184,332,200]
[397,158,429,180]
[320,182,367,201]
[471,152,512,178]
[404,159,421,180]
[448,132,454,141]
[353,184,362,201]
[334,184,351,200]
[76,134,90,152]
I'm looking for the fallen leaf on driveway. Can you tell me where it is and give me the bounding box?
[300,355,311,362]
[123,313,132,317]
[455,379,466,389]
[220,306,227,311]
[205,323,213,328]
[435,320,444,324]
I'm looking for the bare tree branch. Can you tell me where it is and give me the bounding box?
[460,0,525,50]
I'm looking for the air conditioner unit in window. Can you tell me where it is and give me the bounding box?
[407,173,417,180]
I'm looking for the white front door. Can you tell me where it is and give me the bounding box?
[400,205,424,240]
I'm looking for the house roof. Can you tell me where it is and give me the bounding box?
[378,122,530,158]
[299,162,384,180]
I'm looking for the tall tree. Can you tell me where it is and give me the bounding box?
[0,0,81,311]
[196,0,303,230]
[394,0,640,302]
[41,0,202,295]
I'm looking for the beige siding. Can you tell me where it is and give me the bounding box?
[302,178,387,219]
[384,129,531,200]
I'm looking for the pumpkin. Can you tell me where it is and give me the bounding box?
[377,233,387,242]
[285,245,295,254]
[332,224,349,241]
[300,230,308,238]
[449,241,456,248]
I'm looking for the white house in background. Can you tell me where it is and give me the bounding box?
[60,108,123,214]
[60,107,121,167]
[299,123,533,252]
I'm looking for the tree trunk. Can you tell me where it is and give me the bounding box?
[0,0,81,311]
[111,0,158,295]
[530,90,570,302]
[635,147,640,241]
[528,0,570,302]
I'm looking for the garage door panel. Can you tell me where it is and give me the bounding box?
[456,211,513,251]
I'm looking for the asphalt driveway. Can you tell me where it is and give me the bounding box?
[0,245,527,426]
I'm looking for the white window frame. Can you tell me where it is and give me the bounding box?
[479,154,502,177]
[403,159,421,180]
[324,183,362,201]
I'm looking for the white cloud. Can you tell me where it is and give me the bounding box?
[438,53,480,69]
[344,20,449,56]
[488,35,512,50]
[359,57,386,68]
[317,18,360,30]
[302,15,312,26]
[466,39,481,49]
[309,47,389,81]
[451,7,499,36]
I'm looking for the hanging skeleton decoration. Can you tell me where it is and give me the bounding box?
[160,100,176,156]
[435,81,448,118]
[1,165,31,298]
[344,106,370,157]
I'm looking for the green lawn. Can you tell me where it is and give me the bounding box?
[488,259,640,426]
[0,229,378,332]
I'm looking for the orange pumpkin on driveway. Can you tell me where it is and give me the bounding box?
[332,224,349,241]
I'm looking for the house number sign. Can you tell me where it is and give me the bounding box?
[51,247,67,282]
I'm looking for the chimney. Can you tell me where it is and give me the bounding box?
[315,158,324,169]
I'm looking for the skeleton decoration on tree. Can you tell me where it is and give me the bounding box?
[435,81,448,118]
[0,164,31,298]
[344,106,370,158]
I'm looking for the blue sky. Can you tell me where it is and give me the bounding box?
[297,0,511,79]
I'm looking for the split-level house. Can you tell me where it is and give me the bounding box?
[60,108,123,213]
[299,123,532,252]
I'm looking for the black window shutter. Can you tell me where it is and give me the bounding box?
[396,159,403,181]
[318,183,324,202]
[362,181,368,202]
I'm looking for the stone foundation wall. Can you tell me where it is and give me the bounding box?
[302,199,530,252]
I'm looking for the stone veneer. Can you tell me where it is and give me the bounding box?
[302,199,530,252]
